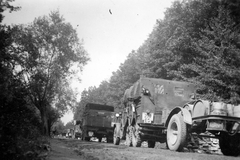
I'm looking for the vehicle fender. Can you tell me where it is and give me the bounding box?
[114,122,121,138]
[165,107,192,127]
[181,107,192,125]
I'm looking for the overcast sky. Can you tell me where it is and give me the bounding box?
[3,0,174,124]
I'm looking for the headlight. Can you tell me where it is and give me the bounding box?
[142,87,150,95]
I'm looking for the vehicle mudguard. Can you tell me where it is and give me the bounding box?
[165,107,192,127]
[115,123,121,138]
[181,107,192,125]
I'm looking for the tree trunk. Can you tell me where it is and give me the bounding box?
[40,109,49,136]
[48,118,53,137]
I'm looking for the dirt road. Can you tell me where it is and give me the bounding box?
[48,138,240,160]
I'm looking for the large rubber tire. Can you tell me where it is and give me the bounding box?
[219,133,240,156]
[132,126,142,147]
[147,140,155,148]
[113,127,120,145]
[167,114,187,151]
[125,126,133,147]
[114,137,120,145]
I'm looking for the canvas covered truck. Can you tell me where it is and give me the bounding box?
[113,77,240,156]
[81,103,114,143]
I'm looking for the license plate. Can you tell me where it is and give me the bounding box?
[142,112,154,123]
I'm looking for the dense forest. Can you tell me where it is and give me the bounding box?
[74,0,240,120]
[0,0,89,159]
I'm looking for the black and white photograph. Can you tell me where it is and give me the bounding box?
[1,0,240,159]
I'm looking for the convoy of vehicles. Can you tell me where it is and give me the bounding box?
[78,77,240,156]
[112,77,240,157]
[81,103,114,143]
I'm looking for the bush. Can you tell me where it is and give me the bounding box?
[0,78,47,160]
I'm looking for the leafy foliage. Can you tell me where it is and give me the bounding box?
[52,120,65,135]
[0,73,42,159]
[65,121,74,130]
[185,6,240,103]
[1,2,89,159]
[11,10,89,135]
[0,1,45,159]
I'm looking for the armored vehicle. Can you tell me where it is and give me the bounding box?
[81,103,114,143]
[113,77,240,156]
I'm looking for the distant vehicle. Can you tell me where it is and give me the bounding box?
[75,132,81,139]
[73,120,82,139]
[81,103,114,143]
[113,77,240,156]
[66,129,73,138]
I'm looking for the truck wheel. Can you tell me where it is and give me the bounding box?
[125,126,133,147]
[114,137,120,145]
[114,127,120,145]
[219,133,240,156]
[132,126,142,147]
[147,140,155,148]
[167,114,187,151]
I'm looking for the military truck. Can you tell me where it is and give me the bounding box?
[113,77,240,156]
[81,103,114,143]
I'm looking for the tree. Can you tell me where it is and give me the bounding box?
[65,121,74,130]
[74,86,105,120]
[138,0,220,80]
[0,1,45,159]
[52,120,65,135]
[12,10,89,135]
[0,0,20,22]
[185,6,240,103]
[47,106,61,135]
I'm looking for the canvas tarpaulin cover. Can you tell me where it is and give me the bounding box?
[123,80,141,103]
[85,103,114,112]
